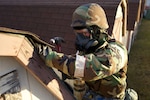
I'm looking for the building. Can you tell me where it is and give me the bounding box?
[0,0,146,99]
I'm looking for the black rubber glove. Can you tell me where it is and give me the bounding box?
[59,55,75,80]
[35,43,52,59]
[59,55,75,67]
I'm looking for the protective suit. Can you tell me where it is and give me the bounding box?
[38,3,138,100]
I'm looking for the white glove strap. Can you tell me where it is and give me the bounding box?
[74,51,86,78]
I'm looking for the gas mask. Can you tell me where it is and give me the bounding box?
[75,33,98,53]
[74,25,109,53]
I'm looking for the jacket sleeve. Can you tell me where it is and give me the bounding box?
[44,42,128,81]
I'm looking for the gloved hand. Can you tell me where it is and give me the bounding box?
[59,55,75,67]
[59,55,75,80]
[35,43,52,59]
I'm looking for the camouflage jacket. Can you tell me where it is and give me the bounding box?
[43,40,128,99]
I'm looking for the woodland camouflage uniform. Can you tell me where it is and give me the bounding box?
[38,3,137,100]
[42,41,128,99]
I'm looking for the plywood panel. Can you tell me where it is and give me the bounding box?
[14,37,65,99]
[20,51,75,100]
[0,32,75,100]
[14,35,75,100]
[0,33,24,56]
[17,38,33,66]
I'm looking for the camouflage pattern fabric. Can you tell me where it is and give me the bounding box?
[71,3,109,29]
[42,40,128,99]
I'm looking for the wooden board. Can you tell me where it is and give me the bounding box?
[0,27,75,100]
[15,39,75,100]
[0,33,24,56]
[0,27,54,48]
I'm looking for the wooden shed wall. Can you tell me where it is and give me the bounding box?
[0,31,75,100]
[0,57,57,100]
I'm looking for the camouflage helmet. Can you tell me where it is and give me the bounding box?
[71,3,109,29]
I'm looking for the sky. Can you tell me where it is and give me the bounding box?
[146,0,150,6]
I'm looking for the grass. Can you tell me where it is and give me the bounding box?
[127,19,150,100]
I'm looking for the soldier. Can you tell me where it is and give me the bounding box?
[38,3,138,100]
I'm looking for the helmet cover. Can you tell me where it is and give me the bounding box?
[71,3,109,29]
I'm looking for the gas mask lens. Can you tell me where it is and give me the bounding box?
[74,28,91,38]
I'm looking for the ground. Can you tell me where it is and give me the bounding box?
[127,19,150,100]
